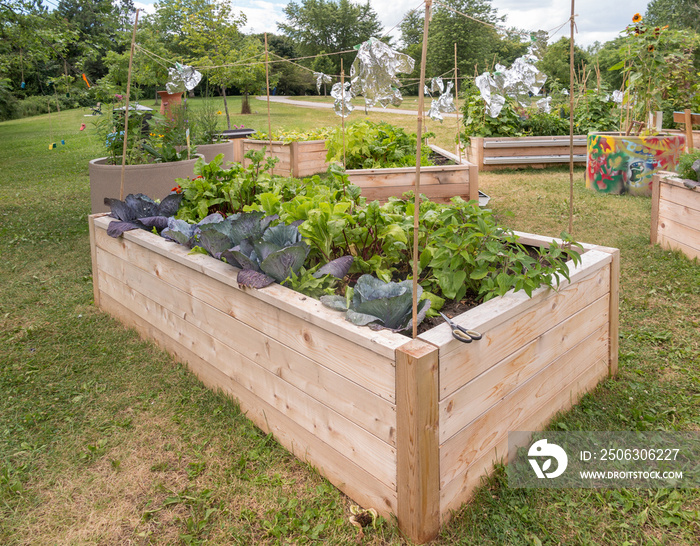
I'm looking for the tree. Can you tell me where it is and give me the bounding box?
[54,0,123,81]
[278,0,383,75]
[182,0,269,121]
[252,33,316,96]
[537,37,591,91]
[645,0,700,33]
[426,0,527,78]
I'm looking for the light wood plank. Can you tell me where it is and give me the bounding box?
[396,339,440,544]
[93,217,406,359]
[88,214,102,306]
[659,181,700,215]
[97,291,398,518]
[96,248,397,443]
[440,331,609,487]
[93,225,398,401]
[421,254,612,399]
[439,295,609,442]
[97,268,398,489]
[657,232,700,261]
[439,354,608,518]
[656,210,700,250]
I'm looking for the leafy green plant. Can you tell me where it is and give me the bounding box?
[677,149,700,181]
[104,192,183,237]
[461,82,523,142]
[573,89,620,133]
[250,127,332,143]
[325,120,434,169]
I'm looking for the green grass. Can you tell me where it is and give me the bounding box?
[1,101,699,545]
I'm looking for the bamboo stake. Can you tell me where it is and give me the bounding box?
[120,9,140,201]
[412,0,432,339]
[341,59,346,168]
[264,33,273,160]
[454,42,461,162]
[568,0,575,236]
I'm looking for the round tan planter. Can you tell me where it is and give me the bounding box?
[189,142,237,165]
[89,155,202,214]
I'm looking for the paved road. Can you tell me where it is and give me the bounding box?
[255,95,458,119]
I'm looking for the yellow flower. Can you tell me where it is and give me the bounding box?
[217,110,223,115]
[632,13,642,23]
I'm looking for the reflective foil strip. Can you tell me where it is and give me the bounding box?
[475,55,548,118]
[166,64,203,94]
[536,96,552,113]
[429,80,456,122]
[350,38,414,109]
[314,72,332,94]
[331,81,354,117]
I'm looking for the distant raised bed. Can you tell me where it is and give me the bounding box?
[346,145,480,204]
[469,135,587,170]
[242,139,328,177]
[651,171,700,261]
[90,214,618,543]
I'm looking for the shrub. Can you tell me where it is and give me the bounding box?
[677,149,700,181]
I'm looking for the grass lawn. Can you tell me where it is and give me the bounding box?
[1,98,699,545]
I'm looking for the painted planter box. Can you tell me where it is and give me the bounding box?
[346,145,479,204]
[586,133,686,196]
[468,135,587,171]
[89,213,619,543]
[89,156,203,214]
[651,171,700,261]
[242,139,328,177]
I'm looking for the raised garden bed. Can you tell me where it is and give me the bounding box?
[468,135,587,171]
[242,139,328,177]
[651,171,700,260]
[89,213,619,543]
[346,145,480,204]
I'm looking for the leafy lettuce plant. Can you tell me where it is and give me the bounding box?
[104,192,183,238]
[320,274,430,333]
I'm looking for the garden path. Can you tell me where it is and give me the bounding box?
[255,95,458,118]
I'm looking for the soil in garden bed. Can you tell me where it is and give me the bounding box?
[427,152,456,166]
[417,296,479,335]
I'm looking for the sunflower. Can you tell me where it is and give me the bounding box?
[632,13,642,23]
[648,44,655,52]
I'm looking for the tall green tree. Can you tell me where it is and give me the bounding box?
[278,0,383,75]
[537,37,591,90]
[54,0,123,81]
[645,0,700,33]
[426,0,527,78]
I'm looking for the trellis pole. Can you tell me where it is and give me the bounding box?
[341,58,346,168]
[265,33,273,160]
[568,0,575,236]
[412,0,432,339]
[119,9,140,201]
[454,42,460,162]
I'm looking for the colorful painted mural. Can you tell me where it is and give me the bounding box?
[586,133,686,196]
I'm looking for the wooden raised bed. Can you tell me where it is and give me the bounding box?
[242,139,328,177]
[346,145,479,203]
[469,135,587,171]
[89,214,619,543]
[651,171,700,261]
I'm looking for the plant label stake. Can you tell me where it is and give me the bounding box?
[120,9,140,201]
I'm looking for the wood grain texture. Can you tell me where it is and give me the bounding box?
[97,265,398,489]
[439,352,608,517]
[440,329,609,487]
[396,339,440,544]
[97,290,399,518]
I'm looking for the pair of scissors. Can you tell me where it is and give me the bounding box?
[439,312,482,343]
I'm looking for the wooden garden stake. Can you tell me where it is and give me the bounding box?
[341,59,346,168]
[264,33,273,160]
[454,42,461,162]
[412,0,432,339]
[568,0,575,236]
[120,9,140,201]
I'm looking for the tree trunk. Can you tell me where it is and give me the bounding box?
[241,92,251,115]
[222,85,231,130]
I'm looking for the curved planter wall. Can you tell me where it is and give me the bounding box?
[586,133,686,196]
[89,155,202,213]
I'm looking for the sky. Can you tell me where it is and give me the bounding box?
[134,0,652,49]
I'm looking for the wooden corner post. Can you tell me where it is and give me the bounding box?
[396,339,440,543]
[88,214,101,308]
